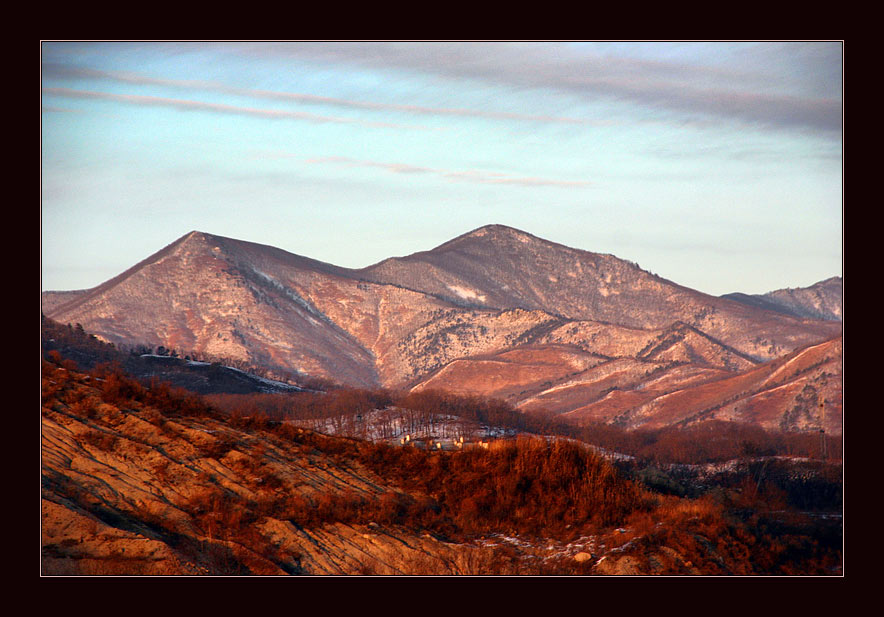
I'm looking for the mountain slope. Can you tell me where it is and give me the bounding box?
[356,225,840,362]
[41,314,304,395]
[603,336,843,432]
[45,232,383,387]
[39,361,648,575]
[42,225,841,430]
[408,319,764,416]
[41,361,490,574]
[722,277,842,321]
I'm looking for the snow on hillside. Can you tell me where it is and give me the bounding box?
[139,354,304,392]
[286,406,637,464]
[287,406,519,445]
[222,365,305,391]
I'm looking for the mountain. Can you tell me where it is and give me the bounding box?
[42,225,842,431]
[41,289,89,314]
[43,231,385,387]
[356,225,839,361]
[412,333,842,434]
[722,276,842,321]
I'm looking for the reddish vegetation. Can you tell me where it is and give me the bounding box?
[205,387,841,465]
[43,354,842,575]
[355,437,650,537]
[579,419,842,464]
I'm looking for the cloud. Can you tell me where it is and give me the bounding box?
[304,155,593,188]
[41,105,80,114]
[233,42,841,136]
[41,62,591,126]
[42,63,219,90]
[599,78,840,135]
[41,87,416,128]
[647,142,842,163]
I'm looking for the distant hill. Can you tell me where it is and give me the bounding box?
[722,276,842,321]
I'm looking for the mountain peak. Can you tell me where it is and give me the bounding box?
[433,224,550,253]
[175,230,220,249]
[161,230,216,258]
[463,224,534,240]
[467,223,523,236]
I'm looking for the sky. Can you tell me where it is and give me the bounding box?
[41,41,843,296]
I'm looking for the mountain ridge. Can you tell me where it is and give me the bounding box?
[722,276,842,322]
[42,225,842,431]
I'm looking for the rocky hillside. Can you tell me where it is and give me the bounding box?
[42,225,841,431]
[41,315,304,395]
[722,276,842,321]
[356,225,840,361]
[591,336,843,432]
[42,360,524,575]
[41,358,842,575]
[406,321,844,434]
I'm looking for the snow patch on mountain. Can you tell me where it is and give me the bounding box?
[447,285,487,303]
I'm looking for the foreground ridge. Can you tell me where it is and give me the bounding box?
[41,357,842,575]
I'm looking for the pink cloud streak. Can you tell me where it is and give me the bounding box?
[42,63,592,126]
[41,87,413,128]
[305,156,593,188]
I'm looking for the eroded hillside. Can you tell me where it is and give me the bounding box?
[41,361,511,575]
[42,358,842,576]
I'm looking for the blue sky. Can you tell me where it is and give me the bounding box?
[41,41,842,296]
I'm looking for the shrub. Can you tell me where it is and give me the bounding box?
[81,429,119,452]
[68,396,98,419]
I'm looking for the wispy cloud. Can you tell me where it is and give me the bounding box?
[41,87,416,128]
[42,63,219,90]
[647,142,842,163]
[304,155,593,188]
[41,62,592,126]
[41,104,81,114]
[233,42,841,136]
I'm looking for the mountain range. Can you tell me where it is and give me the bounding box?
[42,224,842,433]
